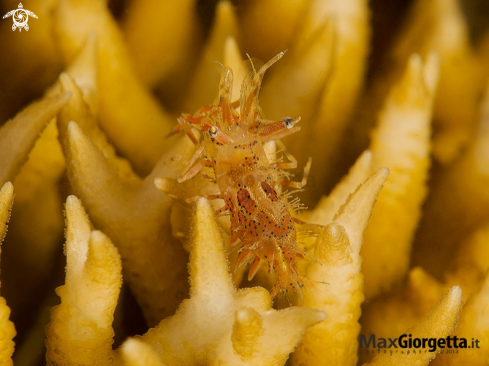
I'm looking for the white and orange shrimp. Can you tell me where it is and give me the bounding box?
[169,52,315,298]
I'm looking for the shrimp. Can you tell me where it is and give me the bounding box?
[172,52,314,298]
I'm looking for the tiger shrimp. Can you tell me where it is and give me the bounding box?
[170,52,316,299]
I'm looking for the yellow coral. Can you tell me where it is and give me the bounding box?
[55,0,175,174]
[0,182,16,365]
[361,53,438,298]
[182,1,240,113]
[414,80,489,276]
[121,0,202,88]
[298,0,370,194]
[0,93,70,184]
[63,121,192,325]
[46,196,325,365]
[365,286,463,366]
[0,0,488,365]
[438,277,489,365]
[121,339,166,366]
[358,0,482,164]
[140,198,325,365]
[293,168,388,365]
[46,195,122,365]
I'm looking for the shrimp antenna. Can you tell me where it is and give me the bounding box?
[246,53,257,75]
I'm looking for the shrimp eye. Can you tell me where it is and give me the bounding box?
[283,117,300,129]
[283,117,294,129]
[208,125,219,138]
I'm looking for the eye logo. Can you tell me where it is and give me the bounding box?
[2,3,38,32]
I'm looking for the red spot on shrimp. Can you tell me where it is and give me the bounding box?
[260,181,279,202]
[238,211,246,225]
[237,188,256,214]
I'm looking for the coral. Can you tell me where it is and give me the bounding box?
[0,0,488,365]
[55,0,176,174]
[360,53,438,298]
[139,198,325,365]
[365,286,463,366]
[45,196,122,365]
[45,195,325,365]
[0,93,70,184]
[0,182,16,366]
[292,168,389,365]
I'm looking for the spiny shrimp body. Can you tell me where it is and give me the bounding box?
[173,52,311,298]
[215,137,304,297]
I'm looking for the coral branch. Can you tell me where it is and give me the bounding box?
[64,121,191,325]
[46,195,121,365]
[361,53,438,298]
[293,168,388,366]
[122,0,202,88]
[0,92,71,185]
[239,0,306,61]
[55,0,175,174]
[223,37,247,102]
[438,276,489,365]
[414,79,489,276]
[444,221,489,297]
[142,198,325,365]
[182,0,240,112]
[121,338,167,366]
[307,150,373,225]
[364,286,463,366]
[360,266,447,361]
[300,0,370,195]
[360,0,482,164]
[0,182,15,366]
[260,18,335,124]
[0,182,14,246]
[58,73,136,179]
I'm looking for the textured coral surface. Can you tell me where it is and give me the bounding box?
[0,0,488,365]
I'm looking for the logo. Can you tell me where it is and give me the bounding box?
[359,334,481,355]
[2,3,38,32]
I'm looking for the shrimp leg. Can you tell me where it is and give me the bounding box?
[280,157,312,189]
